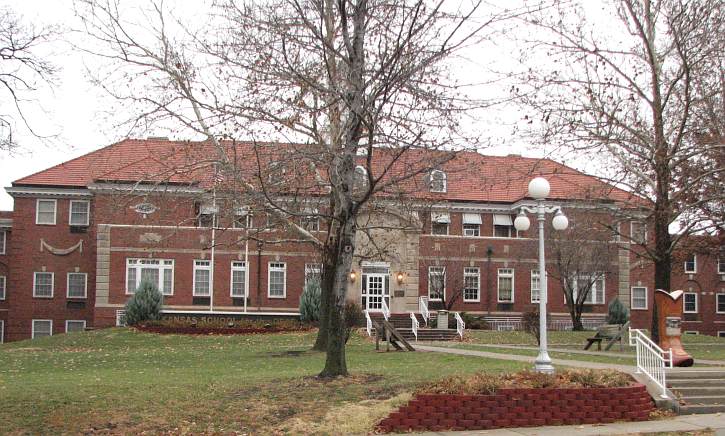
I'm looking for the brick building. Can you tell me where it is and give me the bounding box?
[1,138,723,342]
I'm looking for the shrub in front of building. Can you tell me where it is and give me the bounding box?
[607,298,629,325]
[124,279,163,326]
[299,280,321,323]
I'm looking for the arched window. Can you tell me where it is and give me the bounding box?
[353,165,369,190]
[429,169,447,193]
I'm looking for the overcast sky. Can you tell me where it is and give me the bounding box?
[0,0,605,211]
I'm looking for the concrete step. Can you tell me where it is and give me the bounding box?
[677,396,725,405]
[678,404,725,414]
[669,378,725,388]
[668,371,725,380]
[670,387,725,397]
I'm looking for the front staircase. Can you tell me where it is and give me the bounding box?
[668,369,725,414]
[369,313,460,342]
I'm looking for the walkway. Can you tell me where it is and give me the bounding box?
[408,412,725,435]
[413,345,634,372]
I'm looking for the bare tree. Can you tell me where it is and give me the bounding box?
[546,212,617,331]
[74,0,525,376]
[516,0,725,340]
[0,7,58,151]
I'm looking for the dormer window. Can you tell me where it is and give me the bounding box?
[429,170,447,193]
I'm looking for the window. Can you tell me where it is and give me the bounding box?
[197,204,217,228]
[0,276,5,300]
[353,165,370,195]
[428,266,445,301]
[193,260,211,296]
[429,170,447,193]
[69,200,90,226]
[126,259,174,295]
[32,320,52,338]
[684,254,697,274]
[65,320,86,333]
[0,320,3,343]
[233,207,250,229]
[630,286,647,309]
[718,331,725,338]
[683,331,699,335]
[493,214,516,238]
[304,264,322,286]
[431,212,450,235]
[268,262,286,298]
[116,310,127,327]
[683,292,698,313]
[301,215,319,232]
[570,274,605,305]
[0,230,5,254]
[531,270,541,303]
[717,294,725,314]
[36,199,57,225]
[230,261,246,297]
[631,286,647,310]
[719,248,725,274]
[33,272,54,298]
[462,213,481,237]
[631,221,647,244]
[67,273,87,298]
[463,267,479,302]
[498,268,514,303]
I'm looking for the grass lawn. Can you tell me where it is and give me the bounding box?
[0,328,528,435]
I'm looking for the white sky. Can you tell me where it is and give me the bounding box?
[0,0,607,211]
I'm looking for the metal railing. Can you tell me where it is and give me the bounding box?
[629,328,673,398]
[419,296,430,325]
[410,312,419,341]
[364,310,373,337]
[454,312,465,339]
[381,298,390,321]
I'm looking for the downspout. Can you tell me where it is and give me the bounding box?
[209,182,217,312]
[256,241,263,311]
[244,214,249,313]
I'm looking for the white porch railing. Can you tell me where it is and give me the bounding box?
[454,312,465,339]
[419,296,430,325]
[381,298,390,321]
[629,328,673,398]
[364,310,373,337]
[410,312,419,341]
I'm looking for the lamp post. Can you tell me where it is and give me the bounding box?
[513,177,569,373]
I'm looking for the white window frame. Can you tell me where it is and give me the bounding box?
[719,249,725,274]
[571,274,606,305]
[0,275,5,300]
[493,214,517,239]
[631,286,648,310]
[68,200,90,226]
[65,320,87,333]
[301,215,320,232]
[630,221,647,244]
[429,170,447,193]
[683,331,699,335]
[0,320,3,343]
[193,260,212,297]
[683,292,698,313]
[463,267,480,302]
[304,263,322,286]
[497,268,515,303]
[0,230,5,254]
[463,224,480,237]
[717,294,725,314]
[33,272,54,298]
[428,266,446,301]
[718,331,725,338]
[230,261,247,297]
[684,254,697,274]
[531,270,541,303]
[35,199,57,225]
[268,262,287,298]
[32,319,53,339]
[66,272,88,299]
[125,258,175,295]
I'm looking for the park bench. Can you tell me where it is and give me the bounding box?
[584,321,630,351]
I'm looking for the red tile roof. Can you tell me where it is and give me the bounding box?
[12,138,642,205]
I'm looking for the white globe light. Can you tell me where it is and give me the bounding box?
[528,177,550,200]
[514,214,531,232]
[552,211,569,231]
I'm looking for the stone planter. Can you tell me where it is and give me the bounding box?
[377,384,654,433]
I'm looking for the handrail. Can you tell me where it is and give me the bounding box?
[364,310,373,337]
[454,312,465,339]
[410,312,419,341]
[419,296,430,325]
[629,328,672,398]
[381,298,390,321]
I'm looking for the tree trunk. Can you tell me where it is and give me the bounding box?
[319,218,356,378]
[571,305,584,331]
[651,203,672,344]
[312,249,336,351]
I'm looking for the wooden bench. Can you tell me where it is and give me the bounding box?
[584,321,630,351]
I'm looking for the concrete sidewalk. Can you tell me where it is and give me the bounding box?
[407,412,725,435]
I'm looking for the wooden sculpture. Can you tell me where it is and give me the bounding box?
[653,289,694,367]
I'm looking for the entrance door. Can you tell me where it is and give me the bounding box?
[361,263,390,312]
